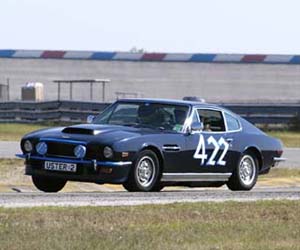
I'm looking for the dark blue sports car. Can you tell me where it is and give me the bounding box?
[17,99,285,192]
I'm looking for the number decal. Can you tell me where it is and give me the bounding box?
[193,134,229,166]
[207,136,219,165]
[217,137,229,166]
[193,133,207,165]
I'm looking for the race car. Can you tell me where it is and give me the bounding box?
[17,98,285,192]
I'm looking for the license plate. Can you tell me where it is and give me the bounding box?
[44,161,77,173]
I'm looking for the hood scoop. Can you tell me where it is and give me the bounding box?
[62,127,101,135]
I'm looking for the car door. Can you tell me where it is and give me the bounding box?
[222,111,243,173]
[184,108,235,174]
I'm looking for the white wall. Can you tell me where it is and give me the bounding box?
[0,58,299,103]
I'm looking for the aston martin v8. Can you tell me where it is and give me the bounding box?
[17,99,285,192]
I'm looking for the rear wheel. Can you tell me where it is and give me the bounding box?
[32,175,67,192]
[123,150,162,192]
[227,152,258,191]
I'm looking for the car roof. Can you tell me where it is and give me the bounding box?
[117,98,223,110]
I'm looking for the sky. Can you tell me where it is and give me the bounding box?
[0,0,300,54]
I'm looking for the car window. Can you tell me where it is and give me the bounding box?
[224,112,240,131]
[109,104,139,125]
[191,110,199,123]
[93,102,189,132]
[197,109,226,132]
[93,103,115,124]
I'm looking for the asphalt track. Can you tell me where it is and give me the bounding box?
[1,187,300,208]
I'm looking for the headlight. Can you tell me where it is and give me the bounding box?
[103,146,113,159]
[36,142,48,155]
[23,140,33,152]
[74,145,86,159]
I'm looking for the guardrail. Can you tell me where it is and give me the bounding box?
[0,101,299,126]
[222,103,300,125]
[0,101,109,122]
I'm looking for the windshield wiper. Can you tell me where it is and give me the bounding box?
[134,123,166,131]
[121,123,139,127]
[110,123,167,131]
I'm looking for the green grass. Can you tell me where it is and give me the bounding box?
[0,123,47,141]
[267,131,300,147]
[0,201,300,250]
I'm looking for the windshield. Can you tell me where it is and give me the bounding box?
[93,102,189,132]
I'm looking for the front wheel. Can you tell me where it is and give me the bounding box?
[123,150,161,192]
[227,153,258,191]
[32,175,67,192]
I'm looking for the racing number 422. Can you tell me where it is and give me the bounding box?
[193,134,229,166]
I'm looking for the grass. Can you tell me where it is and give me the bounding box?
[259,168,300,187]
[267,131,300,147]
[0,123,48,141]
[261,168,300,178]
[0,123,300,147]
[0,159,28,185]
[0,201,300,250]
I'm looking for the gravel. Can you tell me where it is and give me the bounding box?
[1,187,300,208]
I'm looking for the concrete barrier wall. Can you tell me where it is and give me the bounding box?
[0,58,300,103]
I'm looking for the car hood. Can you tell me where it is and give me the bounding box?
[24,124,164,145]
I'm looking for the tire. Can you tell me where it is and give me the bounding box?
[32,175,67,192]
[123,150,162,192]
[226,152,258,191]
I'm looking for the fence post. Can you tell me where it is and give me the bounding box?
[6,78,9,101]
[57,82,61,100]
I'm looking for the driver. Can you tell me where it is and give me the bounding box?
[137,104,164,126]
[203,118,212,132]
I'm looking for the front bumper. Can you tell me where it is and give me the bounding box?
[16,154,132,184]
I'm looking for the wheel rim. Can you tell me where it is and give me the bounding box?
[239,155,256,186]
[136,156,156,188]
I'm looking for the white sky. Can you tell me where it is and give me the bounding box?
[0,0,300,54]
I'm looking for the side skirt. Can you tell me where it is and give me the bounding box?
[161,173,232,182]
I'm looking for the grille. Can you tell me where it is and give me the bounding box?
[43,141,103,160]
[46,142,76,158]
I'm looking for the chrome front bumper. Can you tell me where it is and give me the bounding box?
[16,153,133,184]
[15,154,132,168]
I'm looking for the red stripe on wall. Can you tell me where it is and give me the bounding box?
[141,53,166,61]
[41,51,66,58]
[242,55,266,63]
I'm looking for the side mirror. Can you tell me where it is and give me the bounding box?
[87,115,95,124]
[187,121,204,134]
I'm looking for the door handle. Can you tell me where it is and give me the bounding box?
[226,138,233,143]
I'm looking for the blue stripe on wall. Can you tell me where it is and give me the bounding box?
[290,56,300,64]
[0,50,15,57]
[2,49,300,64]
[90,52,116,60]
[190,54,216,62]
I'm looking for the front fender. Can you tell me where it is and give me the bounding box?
[113,137,165,168]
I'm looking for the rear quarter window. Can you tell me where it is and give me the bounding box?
[225,112,241,131]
